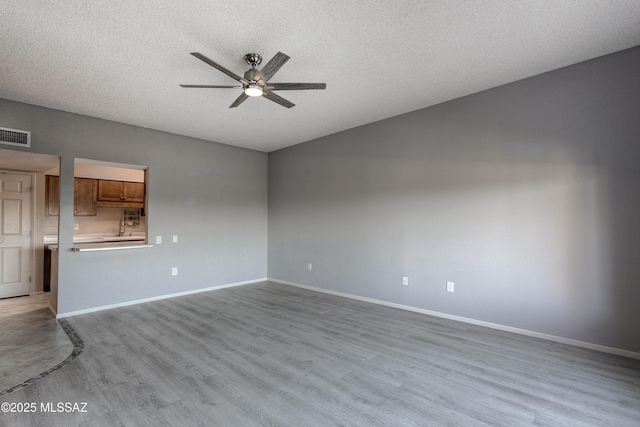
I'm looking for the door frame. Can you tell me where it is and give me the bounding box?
[27,171,47,296]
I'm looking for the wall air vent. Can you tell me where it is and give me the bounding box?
[0,127,31,148]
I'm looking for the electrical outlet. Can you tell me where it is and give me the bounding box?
[173,235,178,243]
[73,223,79,230]
[403,276,409,286]
[308,262,312,271]
[156,236,162,244]
[172,267,178,276]
[446,281,455,292]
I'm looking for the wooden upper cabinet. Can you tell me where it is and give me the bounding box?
[74,178,98,216]
[97,180,145,207]
[98,180,144,202]
[45,176,97,216]
[45,175,60,216]
[45,177,144,215]
[97,180,124,202]
[123,182,145,203]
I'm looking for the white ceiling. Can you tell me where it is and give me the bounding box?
[1,1,639,152]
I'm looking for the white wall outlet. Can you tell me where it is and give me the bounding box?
[403,276,409,286]
[446,281,455,292]
[156,236,162,244]
[74,223,79,230]
[172,267,178,276]
[172,235,178,243]
[308,262,312,271]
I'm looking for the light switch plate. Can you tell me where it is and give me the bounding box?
[446,281,455,292]
[173,235,178,243]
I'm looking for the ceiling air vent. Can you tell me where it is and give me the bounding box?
[0,127,31,148]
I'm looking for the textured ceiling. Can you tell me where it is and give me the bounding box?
[1,1,639,152]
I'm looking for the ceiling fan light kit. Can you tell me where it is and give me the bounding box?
[244,84,263,97]
[180,51,326,108]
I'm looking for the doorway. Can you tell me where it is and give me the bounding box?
[0,149,60,307]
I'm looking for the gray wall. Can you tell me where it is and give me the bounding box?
[268,46,640,353]
[0,98,268,314]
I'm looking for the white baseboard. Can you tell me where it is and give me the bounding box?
[268,278,640,361]
[56,278,267,318]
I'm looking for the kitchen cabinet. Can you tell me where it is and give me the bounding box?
[97,180,144,208]
[44,176,98,216]
[74,178,98,216]
[124,182,145,203]
[45,175,60,216]
[43,245,52,292]
[46,177,144,213]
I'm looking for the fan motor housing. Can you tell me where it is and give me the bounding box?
[244,68,260,81]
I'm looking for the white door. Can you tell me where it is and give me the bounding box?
[0,172,32,299]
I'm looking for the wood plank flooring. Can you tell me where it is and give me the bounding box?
[1,281,639,426]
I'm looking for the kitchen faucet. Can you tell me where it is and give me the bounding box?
[119,218,126,236]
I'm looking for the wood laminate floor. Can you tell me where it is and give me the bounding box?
[1,281,639,426]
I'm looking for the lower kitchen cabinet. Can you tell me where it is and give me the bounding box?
[44,245,52,292]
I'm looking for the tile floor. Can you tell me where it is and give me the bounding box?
[0,293,75,394]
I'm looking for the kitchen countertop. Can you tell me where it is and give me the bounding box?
[45,233,150,252]
[71,241,153,252]
[45,233,146,244]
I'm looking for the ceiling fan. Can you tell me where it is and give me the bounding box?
[180,51,326,108]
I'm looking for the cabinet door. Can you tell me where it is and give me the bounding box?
[44,246,51,292]
[45,176,60,216]
[74,178,97,216]
[123,182,145,203]
[97,180,123,201]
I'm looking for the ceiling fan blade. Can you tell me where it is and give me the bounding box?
[229,92,249,108]
[263,91,295,108]
[180,84,240,88]
[254,52,290,83]
[268,83,326,90]
[190,52,247,84]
